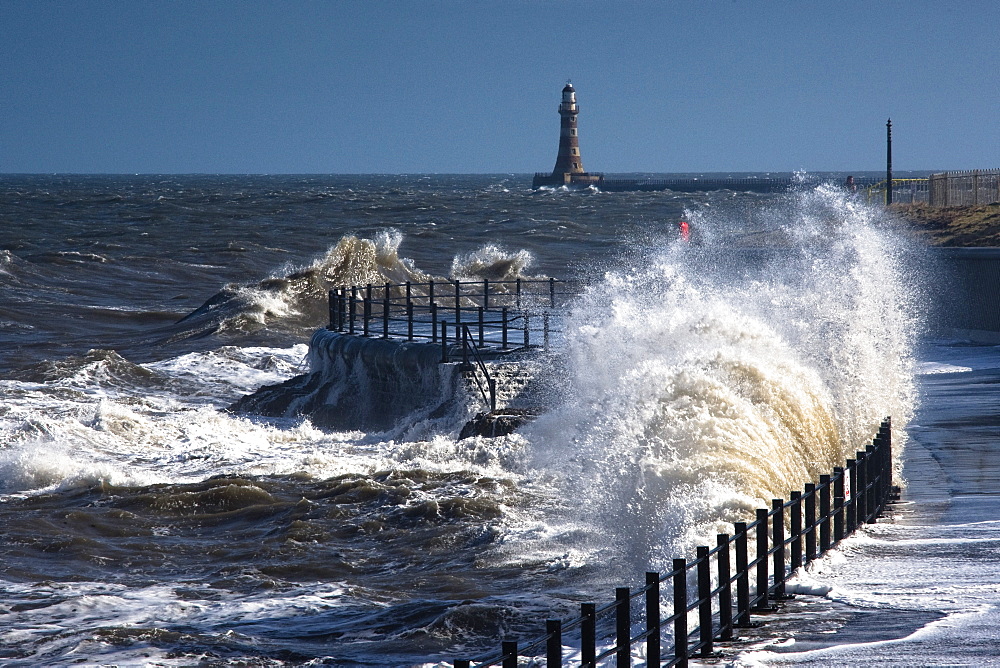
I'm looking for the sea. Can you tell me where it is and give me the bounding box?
[1,173,996,667]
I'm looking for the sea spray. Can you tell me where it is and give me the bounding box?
[525,185,922,572]
[450,244,538,282]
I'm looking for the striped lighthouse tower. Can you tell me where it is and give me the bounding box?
[552,82,585,176]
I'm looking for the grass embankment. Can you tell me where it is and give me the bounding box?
[891,204,1000,246]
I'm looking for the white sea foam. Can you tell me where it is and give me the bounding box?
[521,186,921,571]
[918,361,973,374]
[450,244,538,282]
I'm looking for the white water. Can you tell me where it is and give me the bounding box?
[521,185,921,574]
[0,184,934,665]
[1,186,923,560]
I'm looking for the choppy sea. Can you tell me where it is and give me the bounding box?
[2,173,994,666]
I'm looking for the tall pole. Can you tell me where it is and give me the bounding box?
[886,118,893,205]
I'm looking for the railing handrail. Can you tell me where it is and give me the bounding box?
[327,278,580,354]
[459,324,496,412]
[456,418,895,667]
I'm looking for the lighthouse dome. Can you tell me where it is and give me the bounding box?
[562,83,574,92]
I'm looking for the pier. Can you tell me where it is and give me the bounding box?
[322,278,577,423]
[532,172,886,193]
[230,279,579,434]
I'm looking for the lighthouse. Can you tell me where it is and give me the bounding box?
[552,82,585,175]
[532,82,602,189]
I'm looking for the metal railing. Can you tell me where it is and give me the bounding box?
[453,418,896,667]
[865,178,930,204]
[929,169,1000,206]
[327,278,580,353]
[459,323,497,412]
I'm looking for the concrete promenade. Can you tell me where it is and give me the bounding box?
[732,343,1000,665]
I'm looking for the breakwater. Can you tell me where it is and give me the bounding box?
[532,173,884,193]
[454,419,895,667]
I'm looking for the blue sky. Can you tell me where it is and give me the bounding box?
[2,0,998,174]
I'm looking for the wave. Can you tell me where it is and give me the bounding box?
[167,230,542,341]
[450,245,539,282]
[523,185,923,571]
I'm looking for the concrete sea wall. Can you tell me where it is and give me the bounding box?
[229,329,464,431]
[934,248,1000,342]
[229,329,541,433]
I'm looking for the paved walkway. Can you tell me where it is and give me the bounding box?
[730,346,1000,666]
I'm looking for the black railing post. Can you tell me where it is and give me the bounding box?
[804,483,816,562]
[772,499,785,599]
[543,312,550,350]
[755,508,769,609]
[407,300,414,341]
[884,418,895,500]
[488,378,496,412]
[502,640,517,668]
[363,297,371,337]
[846,458,857,533]
[873,435,885,512]
[516,277,522,308]
[790,491,802,572]
[717,534,734,640]
[339,288,346,331]
[478,306,485,346]
[673,558,688,667]
[866,443,878,517]
[616,587,630,668]
[886,118,893,205]
[697,546,714,656]
[856,450,868,524]
[349,286,357,335]
[382,282,390,339]
[328,289,336,330]
[483,278,489,310]
[546,619,561,668]
[428,279,435,310]
[879,436,889,510]
[441,321,448,363]
[834,467,845,542]
[886,417,895,499]
[646,571,661,665]
[454,280,461,327]
[501,307,509,349]
[550,276,556,308]
[523,312,530,348]
[581,603,596,668]
[431,303,438,343]
[819,474,831,552]
[877,430,889,508]
[734,522,751,627]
